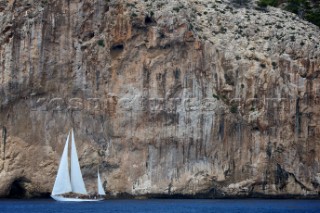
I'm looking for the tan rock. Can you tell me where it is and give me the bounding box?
[0,0,319,198]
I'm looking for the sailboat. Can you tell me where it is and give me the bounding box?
[51,130,106,202]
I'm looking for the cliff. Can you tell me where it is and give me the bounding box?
[0,0,320,198]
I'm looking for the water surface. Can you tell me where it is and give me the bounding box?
[0,199,319,213]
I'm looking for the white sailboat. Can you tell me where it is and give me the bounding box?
[51,130,106,202]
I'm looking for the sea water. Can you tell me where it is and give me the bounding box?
[0,199,320,213]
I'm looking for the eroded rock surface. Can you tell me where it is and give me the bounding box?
[0,0,320,198]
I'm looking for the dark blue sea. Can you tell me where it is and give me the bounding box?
[0,199,320,213]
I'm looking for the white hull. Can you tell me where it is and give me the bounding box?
[51,195,104,202]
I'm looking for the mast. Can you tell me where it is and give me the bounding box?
[52,132,72,195]
[70,129,88,195]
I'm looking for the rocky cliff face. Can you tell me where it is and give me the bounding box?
[0,0,320,198]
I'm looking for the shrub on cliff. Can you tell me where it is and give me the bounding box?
[257,0,320,27]
[257,0,279,7]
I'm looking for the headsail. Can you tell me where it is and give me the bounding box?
[97,169,106,196]
[52,132,72,196]
[70,129,88,195]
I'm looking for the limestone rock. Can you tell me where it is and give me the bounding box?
[0,0,319,198]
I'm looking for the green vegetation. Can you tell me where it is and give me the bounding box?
[212,94,220,100]
[221,95,228,101]
[189,23,194,30]
[232,0,251,6]
[131,12,138,17]
[304,9,320,27]
[272,61,277,69]
[230,104,238,114]
[257,0,278,7]
[212,93,229,102]
[220,26,227,33]
[97,40,105,47]
[126,3,136,8]
[173,7,180,13]
[257,0,320,27]
[260,63,266,68]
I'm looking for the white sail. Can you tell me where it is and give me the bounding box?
[70,129,88,195]
[52,132,72,196]
[97,169,106,196]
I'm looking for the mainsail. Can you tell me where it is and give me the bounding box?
[97,169,106,196]
[70,129,88,195]
[52,132,72,196]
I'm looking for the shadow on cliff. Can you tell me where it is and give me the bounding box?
[7,177,50,199]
